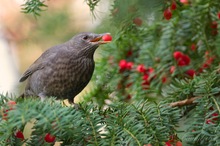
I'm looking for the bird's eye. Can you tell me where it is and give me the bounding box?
[83,35,88,40]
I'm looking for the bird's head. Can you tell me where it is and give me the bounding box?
[68,32,111,57]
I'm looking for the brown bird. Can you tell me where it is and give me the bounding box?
[19,32,111,104]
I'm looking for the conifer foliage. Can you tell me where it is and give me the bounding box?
[1,0,220,145]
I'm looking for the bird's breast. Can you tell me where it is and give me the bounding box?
[44,57,95,98]
[69,57,95,82]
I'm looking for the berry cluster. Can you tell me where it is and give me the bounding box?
[190,43,196,51]
[206,107,219,124]
[165,135,182,146]
[145,135,183,146]
[164,1,219,22]
[211,21,218,35]
[1,101,25,141]
[119,59,134,72]
[173,51,190,66]
[137,65,155,88]
[119,59,156,86]
[163,2,177,20]
[1,100,56,143]
[2,100,16,120]
[116,1,219,104]
[172,49,216,77]
[199,52,215,72]
[117,41,216,100]
[172,51,196,77]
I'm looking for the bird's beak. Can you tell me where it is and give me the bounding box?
[90,33,111,44]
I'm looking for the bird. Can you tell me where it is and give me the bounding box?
[19,32,111,105]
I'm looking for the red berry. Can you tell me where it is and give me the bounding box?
[191,43,196,51]
[142,81,150,89]
[126,94,132,100]
[44,133,56,143]
[126,50,133,57]
[3,109,11,120]
[206,119,214,124]
[173,51,183,60]
[186,69,195,77]
[142,74,150,88]
[180,0,189,5]
[201,56,215,70]
[176,141,183,146]
[181,54,190,65]
[178,60,186,66]
[205,51,209,57]
[211,21,218,29]
[2,101,16,120]
[136,64,147,73]
[162,76,167,83]
[169,135,176,142]
[175,53,190,66]
[212,113,218,121]
[142,74,149,81]
[15,130,24,140]
[147,67,154,74]
[142,74,150,86]
[119,60,133,72]
[207,57,215,64]
[102,34,112,41]
[119,60,127,71]
[126,62,134,70]
[170,2,177,10]
[218,12,220,19]
[164,8,172,20]
[8,100,16,106]
[8,100,16,110]
[165,141,172,146]
[202,63,209,69]
[3,112,8,120]
[170,66,175,74]
[142,82,150,89]
[133,17,143,26]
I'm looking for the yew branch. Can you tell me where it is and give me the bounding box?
[170,97,200,107]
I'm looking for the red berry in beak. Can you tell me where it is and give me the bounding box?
[102,34,112,41]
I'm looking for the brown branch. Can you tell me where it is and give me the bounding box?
[170,97,201,107]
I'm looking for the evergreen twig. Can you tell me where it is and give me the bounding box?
[170,97,200,107]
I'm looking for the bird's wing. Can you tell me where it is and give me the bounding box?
[19,45,60,82]
[19,60,44,82]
